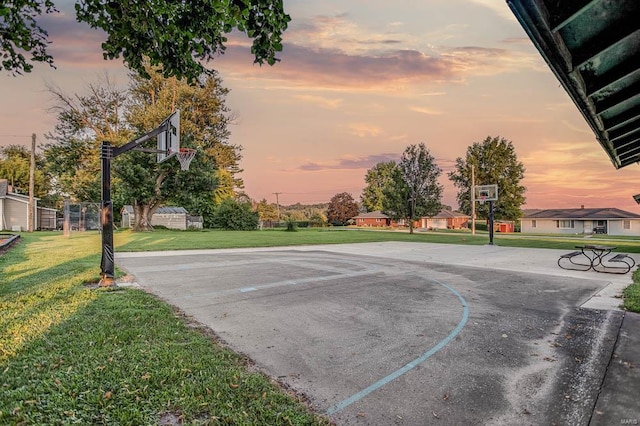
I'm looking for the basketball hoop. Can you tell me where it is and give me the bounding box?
[176,148,196,171]
[479,196,487,205]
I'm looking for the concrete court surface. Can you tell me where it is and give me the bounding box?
[116,242,638,425]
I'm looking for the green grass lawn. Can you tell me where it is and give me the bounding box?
[623,268,640,312]
[2,228,639,424]
[0,232,329,425]
[115,227,640,252]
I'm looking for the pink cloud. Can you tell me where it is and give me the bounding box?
[297,153,399,171]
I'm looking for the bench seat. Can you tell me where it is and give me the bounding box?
[559,251,582,258]
[608,254,631,263]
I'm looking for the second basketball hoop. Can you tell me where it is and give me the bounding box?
[474,184,498,204]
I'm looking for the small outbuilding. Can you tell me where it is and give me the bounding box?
[121,205,203,230]
[0,179,57,231]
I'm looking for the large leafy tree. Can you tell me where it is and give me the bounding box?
[44,75,130,203]
[118,65,238,230]
[2,0,290,80]
[326,192,359,226]
[448,136,526,221]
[383,143,442,234]
[43,66,240,231]
[0,145,54,204]
[361,161,396,212]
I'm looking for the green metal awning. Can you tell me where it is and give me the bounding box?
[507,0,640,169]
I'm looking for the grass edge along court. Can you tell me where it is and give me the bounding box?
[1,229,638,424]
[0,231,330,425]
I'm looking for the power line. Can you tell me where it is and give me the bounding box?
[0,134,33,138]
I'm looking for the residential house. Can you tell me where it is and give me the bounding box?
[521,207,640,236]
[121,205,203,230]
[353,211,392,227]
[353,209,470,230]
[418,210,470,230]
[0,178,57,231]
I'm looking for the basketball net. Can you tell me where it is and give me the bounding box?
[478,196,487,205]
[176,148,196,171]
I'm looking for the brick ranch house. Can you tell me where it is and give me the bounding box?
[353,210,470,229]
[352,211,392,227]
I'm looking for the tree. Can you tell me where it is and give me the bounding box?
[361,161,396,212]
[256,198,278,222]
[308,210,327,227]
[326,192,359,226]
[448,136,526,221]
[0,0,56,75]
[44,75,129,204]
[0,145,54,205]
[212,198,258,230]
[2,0,291,80]
[383,143,443,234]
[44,66,240,231]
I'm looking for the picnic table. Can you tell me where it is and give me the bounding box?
[558,244,636,274]
[558,245,635,274]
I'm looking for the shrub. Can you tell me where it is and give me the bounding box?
[285,218,297,232]
[212,199,259,230]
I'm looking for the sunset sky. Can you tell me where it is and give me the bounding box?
[1,0,639,211]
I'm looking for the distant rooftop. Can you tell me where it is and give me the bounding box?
[523,207,640,219]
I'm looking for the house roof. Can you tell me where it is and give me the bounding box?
[430,210,470,219]
[156,206,188,214]
[122,205,188,214]
[0,192,38,204]
[0,179,40,202]
[353,211,389,219]
[523,207,640,220]
[508,0,640,169]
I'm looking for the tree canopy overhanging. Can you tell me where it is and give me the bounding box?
[1,0,291,80]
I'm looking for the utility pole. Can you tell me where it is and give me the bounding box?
[28,133,36,232]
[273,192,282,222]
[471,164,476,236]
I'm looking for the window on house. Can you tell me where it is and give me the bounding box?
[623,220,630,230]
[557,220,574,229]
[531,220,537,228]
[376,218,381,222]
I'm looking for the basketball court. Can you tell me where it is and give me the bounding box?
[116,242,635,425]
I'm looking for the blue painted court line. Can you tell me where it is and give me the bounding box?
[325,279,469,416]
[240,287,257,293]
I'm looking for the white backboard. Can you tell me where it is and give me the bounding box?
[474,184,498,202]
[157,109,180,163]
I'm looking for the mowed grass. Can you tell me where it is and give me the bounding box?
[623,268,640,312]
[2,228,639,424]
[116,227,640,252]
[0,232,329,425]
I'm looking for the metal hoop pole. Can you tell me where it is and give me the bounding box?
[488,200,495,246]
[99,141,115,286]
